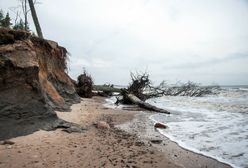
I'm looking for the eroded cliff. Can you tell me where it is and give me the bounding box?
[0,28,80,139]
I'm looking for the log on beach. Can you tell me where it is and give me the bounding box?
[126,94,170,114]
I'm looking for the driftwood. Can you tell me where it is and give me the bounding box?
[115,72,219,114]
[126,72,219,100]
[93,85,121,97]
[126,94,170,114]
[148,81,220,97]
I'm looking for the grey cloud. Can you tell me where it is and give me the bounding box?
[2,0,248,85]
[164,53,248,70]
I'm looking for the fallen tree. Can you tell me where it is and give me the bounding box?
[125,94,170,114]
[116,72,219,113]
[76,70,93,98]
[115,72,170,113]
[148,81,220,97]
[93,84,121,97]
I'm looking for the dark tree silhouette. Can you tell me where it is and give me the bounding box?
[0,12,12,28]
[28,0,43,38]
[76,71,93,98]
[22,0,28,30]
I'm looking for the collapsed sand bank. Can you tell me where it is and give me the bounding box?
[0,28,80,140]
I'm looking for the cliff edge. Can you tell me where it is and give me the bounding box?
[0,28,80,140]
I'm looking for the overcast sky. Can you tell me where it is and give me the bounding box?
[1,0,248,85]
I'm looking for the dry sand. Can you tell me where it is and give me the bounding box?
[0,97,232,168]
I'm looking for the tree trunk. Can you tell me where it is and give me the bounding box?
[28,0,43,38]
[126,94,170,114]
[24,0,28,30]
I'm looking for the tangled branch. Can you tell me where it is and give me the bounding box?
[122,72,220,103]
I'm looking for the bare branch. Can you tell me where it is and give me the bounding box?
[9,7,22,25]
[28,0,43,38]
[119,71,220,105]
[33,0,42,5]
[14,11,21,25]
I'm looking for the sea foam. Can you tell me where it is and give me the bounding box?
[148,87,248,168]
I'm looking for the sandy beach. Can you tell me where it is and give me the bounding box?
[0,97,232,168]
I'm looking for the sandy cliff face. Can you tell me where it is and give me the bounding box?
[0,28,80,139]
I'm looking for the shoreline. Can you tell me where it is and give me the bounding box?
[149,116,237,168]
[0,97,232,168]
[116,111,232,168]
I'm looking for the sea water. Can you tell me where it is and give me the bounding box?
[105,86,248,167]
[147,86,248,168]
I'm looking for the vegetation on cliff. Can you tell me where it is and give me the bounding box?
[1,0,43,38]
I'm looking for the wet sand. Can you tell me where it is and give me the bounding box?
[0,97,232,168]
[117,112,232,168]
